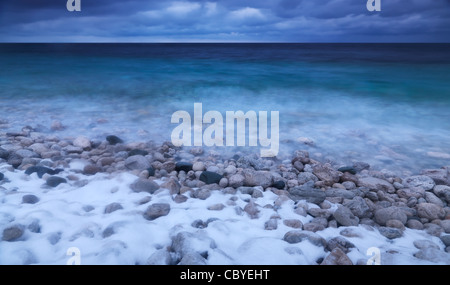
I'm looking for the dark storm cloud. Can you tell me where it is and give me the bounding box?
[0,0,449,42]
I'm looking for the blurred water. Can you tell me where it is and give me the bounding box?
[0,44,449,174]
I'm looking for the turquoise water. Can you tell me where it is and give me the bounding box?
[0,44,449,174]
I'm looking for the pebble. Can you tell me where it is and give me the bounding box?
[2,224,25,241]
[199,171,223,185]
[333,205,359,227]
[22,194,40,204]
[283,219,303,229]
[106,135,123,145]
[321,248,353,265]
[379,227,403,239]
[46,176,67,187]
[130,178,160,194]
[264,219,278,230]
[143,203,171,220]
[207,203,225,211]
[104,202,123,214]
[192,161,205,172]
[326,236,355,253]
[244,200,260,219]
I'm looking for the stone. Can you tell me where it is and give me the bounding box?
[440,235,450,247]
[161,178,181,195]
[224,165,237,175]
[293,161,304,171]
[379,227,403,239]
[338,166,357,175]
[283,219,303,229]
[22,194,39,204]
[357,177,395,193]
[0,173,4,181]
[339,228,362,238]
[312,163,341,186]
[385,219,405,231]
[175,162,193,172]
[147,167,156,177]
[297,172,319,184]
[194,189,211,200]
[130,178,160,194]
[15,149,39,159]
[414,248,450,264]
[2,224,25,241]
[83,164,101,175]
[374,207,407,226]
[143,203,170,220]
[326,236,355,253]
[244,200,260,219]
[272,180,286,190]
[353,162,370,172]
[179,252,208,265]
[424,223,444,237]
[73,136,91,149]
[65,146,83,154]
[417,203,446,220]
[171,231,216,257]
[102,226,115,238]
[236,155,265,170]
[321,248,353,265]
[27,219,40,233]
[242,169,273,188]
[403,175,435,191]
[99,157,115,167]
[51,120,65,131]
[288,181,326,204]
[0,147,9,160]
[199,171,223,185]
[421,169,449,186]
[441,220,450,234]
[425,192,445,207]
[433,185,450,203]
[333,205,359,227]
[283,230,326,247]
[192,161,205,172]
[191,219,207,229]
[146,249,174,265]
[208,203,225,211]
[173,194,188,204]
[308,208,332,219]
[264,219,278,230]
[342,181,356,190]
[46,176,67,187]
[406,219,424,230]
[104,202,123,214]
[252,188,263,198]
[228,174,245,188]
[125,155,151,170]
[219,178,228,188]
[413,240,441,250]
[106,135,123,145]
[29,143,48,155]
[343,196,372,219]
[304,223,325,232]
[325,188,355,199]
[292,150,310,164]
[397,188,425,199]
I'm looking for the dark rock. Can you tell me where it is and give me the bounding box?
[343,196,372,219]
[199,171,223,185]
[106,135,123,145]
[147,167,156,177]
[326,236,355,253]
[333,205,359,227]
[321,248,353,265]
[2,224,25,241]
[288,181,326,204]
[130,178,160,194]
[102,226,115,238]
[379,227,403,239]
[104,202,123,214]
[0,173,4,181]
[128,149,149,156]
[293,161,304,171]
[272,180,286,190]
[338,166,357,175]
[175,162,193,172]
[25,166,63,178]
[191,219,207,229]
[0,147,9,160]
[143,203,170,220]
[353,162,370,172]
[22,194,40,204]
[83,164,101,175]
[46,176,67,187]
[440,235,450,247]
[27,219,41,233]
[8,154,23,168]
[374,207,407,226]
[283,230,326,247]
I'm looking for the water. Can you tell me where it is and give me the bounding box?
[0,44,449,174]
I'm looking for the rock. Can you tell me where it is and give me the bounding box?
[22,194,39,204]
[340,172,359,184]
[433,185,450,203]
[339,228,362,238]
[333,205,359,227]
[264,219,278,230]
[171,231,216,258]
[146,249,174,265]
[342,181,356,190]
[0,147,9,160]
[321,248,353,265]
[353,162,370,172]
[379,227,403,239]
[102,226,115,238]
[194,189,211,200]
[283,230,326,247]
[417,203,446,221]
[413,240,441,250]
[46,176,67,187]
[338,166,357,175]
[219,178,228,188]
[208,203,225,211]
[130,178,160,194]
[397,188,425,199]
[104,202,123,214]
[244,200,260,219]
[99,157,115,166]
[343,196,372,219]
[403,175,435,191]
[308,208,332,219]
[28,143,48,155]
[326,236,355,253]
[25,166,62,178]
[173,194,188,204]
[242,169,273,188]
[192,162,205,172]
[292,150,310,164]
[421,169,449,186]
[312,163,341,186]
[385,219,405,231]
[406,219,424,230]
[175,162,193,172]
[304,223,325,232]
[425,192,445,207]
[414,248,450,264]
[161,178,181,195]
[224,165,237,175]
[179,252,208,265]
[440,235,450,247]
[191,219,207,229]
[51,120,65,131]
[374,207,407,226]
[441,220,450,234]
[73,136,91,149]
[325,188,355,199]
[199,171,223,185]
[228,174,245,188]
[236,155,265,170]
[424,223,444,237]
[125,155,151,170]
[143,203,170,220]
[106,135,123,145]
[272,180,285,190]
[65,146,83,154]
[2,224,25,241]
[147,167,156,177]
[83,205,95,212]
[288,181,326,204]
[15,149,39,159]
[293,161,304,171]
[0,173,4,181]
[83,164,101,175]
[357,177,395,193]
[297,172,319,184]
[283,219,303,229]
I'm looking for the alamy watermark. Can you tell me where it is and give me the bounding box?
[367,0,381,12]
[67,0,81,12]
[171,103,279,157]
[66,247,81,265]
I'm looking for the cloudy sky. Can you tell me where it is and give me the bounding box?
[0,0,449,42]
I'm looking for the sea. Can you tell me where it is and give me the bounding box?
[0,43,449,175]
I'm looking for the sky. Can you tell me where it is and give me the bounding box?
[0,0,449,42]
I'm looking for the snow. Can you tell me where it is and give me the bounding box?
[0,163,448,265]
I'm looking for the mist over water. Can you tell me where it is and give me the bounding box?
[0,44,449,175]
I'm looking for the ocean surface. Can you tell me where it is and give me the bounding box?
[0,43,449,174]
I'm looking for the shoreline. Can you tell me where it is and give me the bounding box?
[0,126,449,265]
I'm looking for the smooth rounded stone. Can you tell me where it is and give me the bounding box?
[228,174,245,188]
[171,194,187,204]
[403,175,435,191]
[379,227,403,239]
[25,166,63,178]
[342,181,356,190]
[433,185,450,203]
[343,196,372,219]
[136,196,152,206]
[106,135,123,145]
[2,224,25,241]
[22,194,40,204]
[73,136,91,149]
[104,202,123,214]
[417,203,446,221]
[272,180,286,190]
[304,222,325,232]
[15,149,39,159]
[339,228,362,238]
[264,219,278,230]
[236,155,266,170]
[321,248,353,265]
[440,235,450,247]
[127,149,148,157]
[340,172,359,185]
[425,192,445,207]
[312,163,341,186]
[28,143,48,155]
[26,219,41,233]
[338,166,357,175]
[0,147,10,160]
[219,177,228,188]
[194,189,211,200]
[293,160,304,172]
[422,169,449,185]
[161,178,181,195]
[199,171,223,185]
[308,208,332,219]
[386,219,405,231]
[98,157,115,167]
[440,220,450,234]
[208,203,225,211]
[102,226,115,238]
[397,188,425,199]
[130,178,160,194]
[414,247,450,264]
[413,239,441,250]
[365,191,379,202]
[125,155,151,171]
[192,161,205,172]
[191,219,207,229]
[224,165,236,175]
[406,219,424,230]
[326,236,355,253]
[283,230,326,247]
[283,219,303,229]
[46,176,67,187]
[7,154,22,168]
[143,203,170,220]
[357,177,395,193]
[374,207,407,226]
[82,205,95,212]
[146,248,175,265]
[175,162,193,172]
[333,205,359,227]
[352,161,370,172]
[83,164,101,176]
[325,188,356,199]
[294,206,308,217]
[424,223,444,237]
[242,169,273,188]
[244,200,260,219]
[288,181,326,204]
[297,172,318,184]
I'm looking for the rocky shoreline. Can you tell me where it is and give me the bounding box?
[1,126,450,265]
